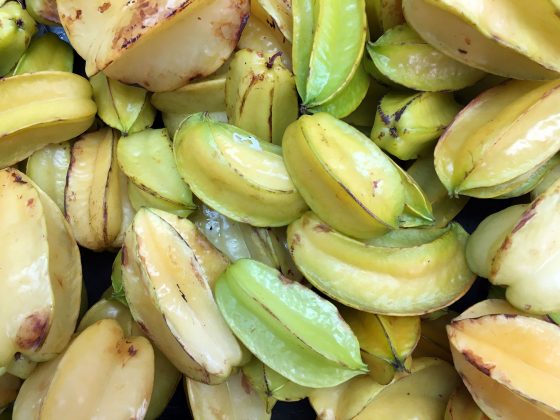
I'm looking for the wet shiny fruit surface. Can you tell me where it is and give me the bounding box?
[3,1,560,418]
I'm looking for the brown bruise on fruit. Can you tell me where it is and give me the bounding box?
[510,198,541,234]
[98,2,112,13]
[461,349,495,377]
[15,310,51,351]
[312,223,332,233]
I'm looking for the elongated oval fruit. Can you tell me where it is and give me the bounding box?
[186,370,271,420]
[58,0,250,92]
[0,2,37,76]
[26,142,71,212]
[488,179,560,314]
[435,79,560,197]
[283,112,405,239]
[117,128,195,215]
[288,212,475,315]
[372,91,461,160]
[12,33,73,75]
[0,169,82,370]
[367,24,485,92]
[340,306,420,385]
[151,60,229,115]
[25,0,58,25]
[191,202,303,281]
[242,358,309,408]
[293,0,367,106]
[448,315,560,419]
[122,208,242,383]
[309,357,459,419]
[174,113,307,227]
[0,71,96,168]
[403,0,560,80]
[216,259,367,388]
[407,157,469,228]
[445,384,490,420]
[90,72,155,135]
[77,299,181,420]
[64,128,124,251]
[466,204,528,279]
[225,49,298,145]
[13,319,154,420]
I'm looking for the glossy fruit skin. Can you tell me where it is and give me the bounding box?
[340,307,421,384]
[58,0,250,92]
[12,33,73,75]
[435,80,560,198]
[367,24,485,92]
[13,319,154,420]
[371,91,461,160]
[117,128,195,216]
[0,169,82,371]
[0,2,37,76]
[288,212,475,315]
[174,113,307,227]
[283,112,406,239]
[448,314,560,420]
[90,72,156,134]
[309,357,459,419]
[77,299,182,420]
[64,129,125,251]
[403,0,560,80]
[0,71,96,169]
[226,49,298,145]
[121,208,243,383]
[293,0,367,107]
[186,370,271,420]
[215,259,367,388]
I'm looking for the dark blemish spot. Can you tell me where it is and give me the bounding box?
[389,127,398,138]
[313,224,332,233]
[128,345,137,356]
[464,37,471,45]
[289,233,301,254]
[122,34,140,49]
[278,273,294,285]
[121,245,128,266]
[377,101,391,125]
[177,284,187,302]
[16,311,50,350]
[75,9,82,20]
[98,2,111,13]
[462,349,495,376]
[16,18,24,28]
[237,13,250,41]
[240,373,252,395]
[238,73,265,115]
[14,352,22,361]
[511,200,540,234]
[137,321,149,335]
[11,172,26,184]
[503,313,518,319]
[458,48,468,54]
[266,51,283,69]
[26,198,34,207]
